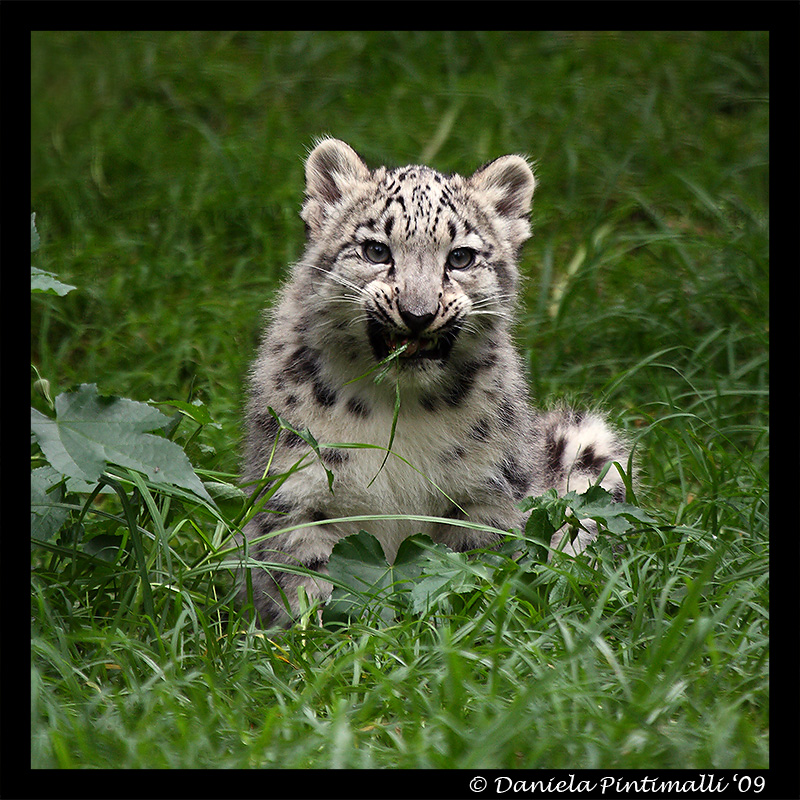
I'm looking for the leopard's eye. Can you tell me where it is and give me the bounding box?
[447,247,476,270]
[362,240,392,264]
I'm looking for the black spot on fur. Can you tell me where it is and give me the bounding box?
[576,445,605,474]
[477,350,498,369]
[269,497,294,516]
[254,512,281,535]
[321,447,348,466]
[482,474,508,499]
[546,433,567,476]
[315,252,336,272]
[500,455,529,500]
[286,346,320,384]
[254,412,279,439]
[312,378,337,408]
[384,194,406,215]
[443,380,472,407]
[470,418,491,441]
[283,430,306,448]
[443,360,481,406]
[488,258,515,295]
[253,498,293,538]
[293,316,312,337]
[303,557,328,572]
[419,394,439,412]
[346,396,371,418]
[441,445,467,463]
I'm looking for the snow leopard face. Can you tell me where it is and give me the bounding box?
[295,138,536,383]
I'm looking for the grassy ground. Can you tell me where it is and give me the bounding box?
[31,32,768,772]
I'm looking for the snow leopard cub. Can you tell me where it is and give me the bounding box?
[239,138,630,626]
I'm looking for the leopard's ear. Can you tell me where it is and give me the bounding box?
[302,138,371,234]
[469,154,536,249]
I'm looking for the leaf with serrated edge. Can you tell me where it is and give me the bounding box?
[569,486,655,534]
[31,267,76,296]
[324,531,472,623]
[31,384,212,501]
[30,466,69,543]
[324,531,438,624]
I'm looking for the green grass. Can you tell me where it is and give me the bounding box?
[31,32,768,770]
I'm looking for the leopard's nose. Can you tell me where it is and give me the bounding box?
[398,306,436,335]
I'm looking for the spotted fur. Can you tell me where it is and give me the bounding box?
[239,138,630,626]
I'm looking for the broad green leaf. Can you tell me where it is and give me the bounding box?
[32,214,76,294]
[519,488,570,529]
[327,530,390,589]
[31,266,76,296]
[523,505,557,561]
[569,485,656,535]
[407,549,481,615]
[31,465,69,544]
[521,486,655,538]
[323,530,483,624]
[30,383,212,502]
[323,530,434,625]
